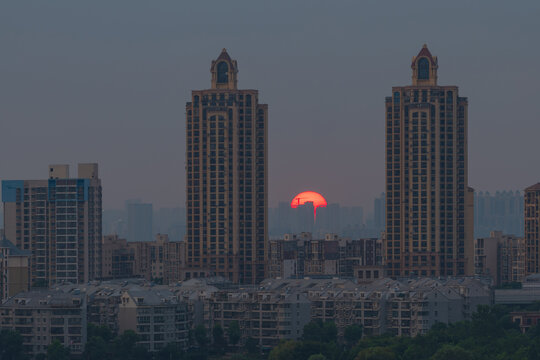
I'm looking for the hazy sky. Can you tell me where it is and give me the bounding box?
[1,1,539,211]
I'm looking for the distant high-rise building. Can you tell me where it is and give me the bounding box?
[2,163,102,286]
[185,49,268,284]
[384,45,474,277]
[127,203,153,242]
[474,190,524,238]
[474,231,526,286]
[374,193,385,235]
[525,183,540,274]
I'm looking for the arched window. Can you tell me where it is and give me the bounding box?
[217,62,228,83]
[418,58,429,80]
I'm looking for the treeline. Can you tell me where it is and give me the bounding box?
[269,305,540,360]
[2,305,540,360]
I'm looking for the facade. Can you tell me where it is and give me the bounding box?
[128,234,185,284]
[268,233,381,279]
[118,289,189,351]
[0,290,87,356]
[525,183,540,275]
[2,163,102,286]
[8,275,487,357]
[0,236,31,301]
[206,289,311,349]
[474,231,526,286]
[384,45,474,277]
[260,277,490,338]
[101,234,185,283]
[102,235,135,279]
[185,49,268,284]
[511,311,540,333]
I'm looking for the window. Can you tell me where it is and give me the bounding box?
[418,58,429,80]
[217,62,228,83]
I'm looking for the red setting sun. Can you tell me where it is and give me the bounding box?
[290,191,328,221]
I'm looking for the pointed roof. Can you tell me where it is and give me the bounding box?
[216,48,232,63]
[525,183,540,192]
[412,44,437,66]
[0,235,31,256]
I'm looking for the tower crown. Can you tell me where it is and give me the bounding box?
[211,48,238,90]
[411,44,438,86]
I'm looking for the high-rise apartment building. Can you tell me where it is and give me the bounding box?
[185,49,268,284]
[474,231,526,286]
[384,45,474,277]
[525,183,540,274]
[2,163,102,286]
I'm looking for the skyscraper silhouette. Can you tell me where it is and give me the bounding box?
[384,45,474,277]
[185,49,268,284]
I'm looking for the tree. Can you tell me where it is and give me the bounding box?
[156,342,183,360]
[213,324,226,352]
[303,320,337,343]
[430,345,472,360]
[47,340,70,360]
[87,323,114,342]
[227,321,241,347]
[355,346,396,360]
[322,322,338,343]
[194,325,209,348]
[244,337,259,355]
[344,324,363,347]
[308,354,327,360]
[84,336,108,360]
[111,330,148,360]
[268,340,298,360]
[0,329,26,360]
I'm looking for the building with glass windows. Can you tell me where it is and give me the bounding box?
[2,163,102,286]
[525,183,540,275]
[384,45,474,277]
[185,49,267,284]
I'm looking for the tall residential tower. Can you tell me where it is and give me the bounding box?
[2,163,102,286]
[185,49,268,284]
[384,45,474,277]
[525,183,540,274]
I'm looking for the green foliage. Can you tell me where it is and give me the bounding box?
[0,329,26,360]
[47,340,70,360]
[194,325,209,349]
[268,340,299,360]
[84,336,108,360]
[111,330,148,360]
[303,321,337,343]
[344,324,363,347]
[155,342,184,360]
[87,323,114,342]
[307,354,327,360]
[429,345,472,360]
[227,321,241,346]
[244,337,260,354]
[213,324,227,352]
[355,347,395,360]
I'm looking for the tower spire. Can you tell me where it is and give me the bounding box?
[210,48,238,89]
[411,44,438,86]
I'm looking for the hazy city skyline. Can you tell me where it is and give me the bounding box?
[1,1,539,211]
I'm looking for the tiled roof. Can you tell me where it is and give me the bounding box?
[525,183,540,191]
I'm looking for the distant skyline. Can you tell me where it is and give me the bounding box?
[1,1,539,210]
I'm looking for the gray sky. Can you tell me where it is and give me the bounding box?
[1,0,539,210]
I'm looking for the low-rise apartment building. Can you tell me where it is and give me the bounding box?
[0,290,86,356]
[268,233,382,280]
[118,288,189,351]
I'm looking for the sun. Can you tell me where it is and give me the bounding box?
[290,191,327,221]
